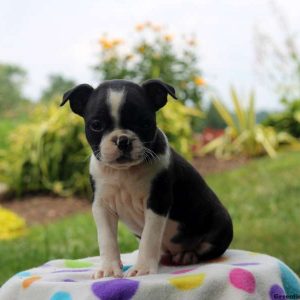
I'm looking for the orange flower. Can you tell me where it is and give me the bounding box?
[152,24,162,32]
[188,39,197,46]
[194,76,205,86]
[135,23,145,31]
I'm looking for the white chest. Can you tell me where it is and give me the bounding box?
[89,155,163,234]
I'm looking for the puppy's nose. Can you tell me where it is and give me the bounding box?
[117,135,132,152]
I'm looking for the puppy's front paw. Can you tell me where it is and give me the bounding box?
[125,259,158,277]
[93,259,123,279]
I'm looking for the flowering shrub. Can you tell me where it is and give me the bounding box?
[0,207,27,240]
[94,22,205,108]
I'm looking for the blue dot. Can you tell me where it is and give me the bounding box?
[278,261,300,295]
[16,271,31,278]
[122,265,132,272]
[50,291,72,300]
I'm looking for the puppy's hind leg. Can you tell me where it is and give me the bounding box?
[170,242,213,265]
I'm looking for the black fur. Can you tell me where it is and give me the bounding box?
[89,174,95,202]
[61,79,233,261]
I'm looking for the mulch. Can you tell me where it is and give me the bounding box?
[0,155,248,226]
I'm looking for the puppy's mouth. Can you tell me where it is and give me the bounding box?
[100,152,143,169]
[116,154,133,164]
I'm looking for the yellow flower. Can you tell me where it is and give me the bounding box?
[138,45,145,53]
[99,37,122,50]
[99,37,113,50]
[0,206,27,240]
[194,76,206,86]
[164,34,173,42]
[112,39,123,47]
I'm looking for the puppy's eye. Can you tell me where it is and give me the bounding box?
[89,120,103,132]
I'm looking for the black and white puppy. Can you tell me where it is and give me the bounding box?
[61,79,233,278]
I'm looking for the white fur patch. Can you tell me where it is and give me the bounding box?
[107,89,125,127]
[157,128,171,169]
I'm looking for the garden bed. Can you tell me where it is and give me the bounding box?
[0,155,248,225]
[0,196,90,225]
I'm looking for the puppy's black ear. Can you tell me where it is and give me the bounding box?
[142,79,177,111]
[60,84,94,117]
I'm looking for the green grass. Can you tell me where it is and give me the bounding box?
[206,151,300,275]
[0,214,138,285]
[0,151,299,285]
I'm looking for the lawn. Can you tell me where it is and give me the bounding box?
[0,151,299,285]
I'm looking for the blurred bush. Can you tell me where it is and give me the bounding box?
[200,88,298,159]
[263,99,300,138]
[0,207,27,240]
[157,98,203,159]
[0,97,201,197]
[94,22,205,109]
[0,101,91,197]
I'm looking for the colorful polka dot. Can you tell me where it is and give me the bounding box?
[50,291,72,300]
[278,261,300,295]
[172,268,196,274]
[17,271,31,278]
[169,273,205,291]
[64,260,93,268]
[122,265,132,272]
[62,279,76,282]
[229,268,255,293]
[269,284,285,300]
[231,262,260,266]
[91,279,139,300]
[208,256,228,263]
[53,268,91,273]
[22,276,41,288]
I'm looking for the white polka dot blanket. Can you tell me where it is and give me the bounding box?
[1,249,299,300]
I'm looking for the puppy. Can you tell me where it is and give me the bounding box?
[61,79,233,278]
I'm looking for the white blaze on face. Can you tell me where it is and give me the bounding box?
[107,88,126,128]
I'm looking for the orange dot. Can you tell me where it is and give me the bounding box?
[22,276,41,288]
[208,256,228,263]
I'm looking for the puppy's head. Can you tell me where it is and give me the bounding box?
[61,79,176,169]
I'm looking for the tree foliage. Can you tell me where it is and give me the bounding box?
[0,64,27,114]
[40,74,76,103]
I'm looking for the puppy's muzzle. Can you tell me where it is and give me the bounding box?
[115,135,133,153]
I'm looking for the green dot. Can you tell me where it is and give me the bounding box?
[64,259,93,268]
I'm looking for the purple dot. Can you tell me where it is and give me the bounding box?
[91,279,139,300]
[231,263,260,266]
[63,279,76,282]
[53,269,91,273]
[269,284,285,300]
